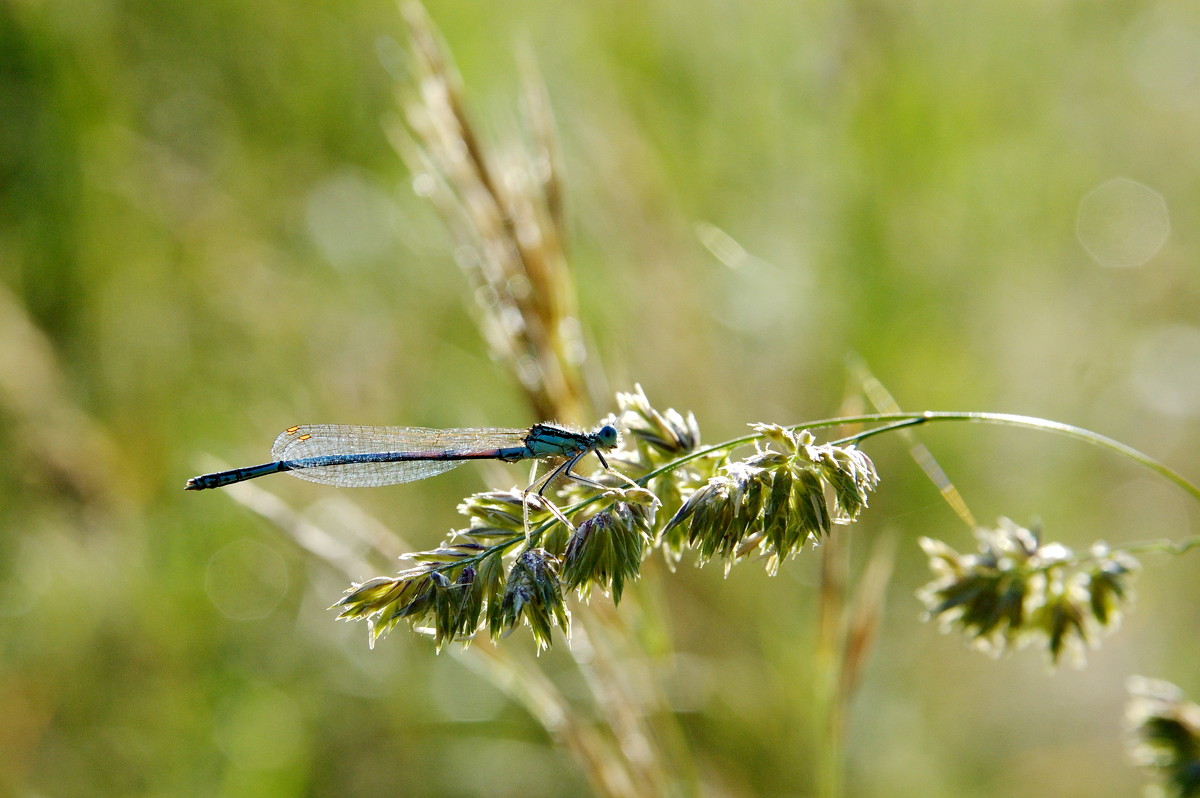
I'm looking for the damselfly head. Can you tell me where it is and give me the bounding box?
[596,424,619,450]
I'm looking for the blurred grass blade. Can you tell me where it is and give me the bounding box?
[848,354,976,528]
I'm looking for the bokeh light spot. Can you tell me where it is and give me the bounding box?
[305,170,398,268]
[1076,178,1170,269]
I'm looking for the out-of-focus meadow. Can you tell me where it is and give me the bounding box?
[3,0,1200,795]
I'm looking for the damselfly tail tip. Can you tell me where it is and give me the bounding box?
[184,476,207,491]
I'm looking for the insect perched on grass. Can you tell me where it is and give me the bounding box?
[186,422,627,532]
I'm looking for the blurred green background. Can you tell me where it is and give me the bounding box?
[3,0,1200,795]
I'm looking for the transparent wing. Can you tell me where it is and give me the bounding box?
[270,425,529,488]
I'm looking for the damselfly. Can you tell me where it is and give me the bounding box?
[185,422,625,530]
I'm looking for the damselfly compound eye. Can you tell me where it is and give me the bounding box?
[597,425,619,449]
